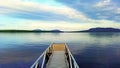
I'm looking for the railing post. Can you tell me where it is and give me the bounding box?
[69,55,72,68]
[35,62,39,68]
[74,62,76,68]
[41,52,46,68]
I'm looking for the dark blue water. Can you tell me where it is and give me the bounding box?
[0,33,120,68]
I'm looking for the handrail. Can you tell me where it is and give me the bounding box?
[41,52,46,68]
[65,43,79,68]
[31,43,53,68]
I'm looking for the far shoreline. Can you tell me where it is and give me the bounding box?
[0,28,120,33]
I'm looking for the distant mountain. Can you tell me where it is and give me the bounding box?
[80,28,120,32]
[33,29,42,32]
[50,29,62,32]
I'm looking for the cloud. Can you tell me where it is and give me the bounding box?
[0,24,5,26]
[2,0,118,23]
[1,0,119,23]
[116,8,120,14]
[95,0,111,7]
[20,20,120,30]
[0,0,89,22]
[0,20,120,31]
[56,0,120,22]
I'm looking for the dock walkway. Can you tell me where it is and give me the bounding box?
[46,44,68,68]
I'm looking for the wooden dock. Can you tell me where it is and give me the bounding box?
[31,43,79,68]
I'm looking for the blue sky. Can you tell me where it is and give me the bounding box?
[0,0,120,31]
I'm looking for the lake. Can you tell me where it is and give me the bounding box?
[0,32,120,68]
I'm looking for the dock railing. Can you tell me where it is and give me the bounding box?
[31,43,53,68]
[65,43,79,68]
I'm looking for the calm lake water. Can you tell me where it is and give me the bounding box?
[0,32,120,68]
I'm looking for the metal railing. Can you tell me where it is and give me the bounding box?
[65,43,79,68]
[30,43,79,68]
[31,43,53,68]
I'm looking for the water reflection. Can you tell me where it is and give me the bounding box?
[0,33,120,68]
[68,32,120,68]
[0,43,48,68]
[88,32,120,38]
[69,44,120,68]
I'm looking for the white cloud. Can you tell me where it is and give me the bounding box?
[0,0,116,23]
[116,8,120,14]
[0,0,88,21]
[95,0,111,7]
[0,20,120,31]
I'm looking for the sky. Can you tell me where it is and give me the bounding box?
[0,0,120,31]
